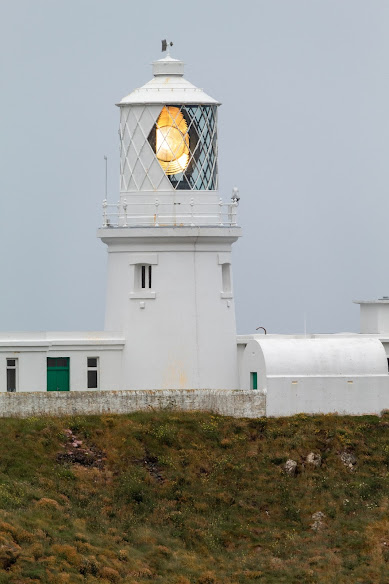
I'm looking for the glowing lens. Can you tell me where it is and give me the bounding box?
[155,106,190,175]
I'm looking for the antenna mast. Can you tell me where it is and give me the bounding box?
[104,155,108,199]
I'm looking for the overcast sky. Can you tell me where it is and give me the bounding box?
[0,0,388,335]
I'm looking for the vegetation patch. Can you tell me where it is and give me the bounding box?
[0,412,387,582]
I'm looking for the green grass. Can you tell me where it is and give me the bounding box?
[0,411,387,582]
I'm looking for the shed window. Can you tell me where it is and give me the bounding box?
[87,357,99,389]
[6,359,17,392]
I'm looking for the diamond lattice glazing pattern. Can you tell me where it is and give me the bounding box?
[148,105,218,191]
[119,105,171,192]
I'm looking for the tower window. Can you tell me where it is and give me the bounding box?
[220,261,233,299]
[6,359,18,392]
[222,263,231,295]
[129,255,157,299]
[87,357,99,389]
[141,265,152,289]
[250,372,258,390]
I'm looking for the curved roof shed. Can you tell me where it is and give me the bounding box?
[242,336,389,416]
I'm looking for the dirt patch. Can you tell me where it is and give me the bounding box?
[136,455,164,483]
[57,429,105,469]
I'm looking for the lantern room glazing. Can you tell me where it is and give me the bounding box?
[148,104,218,190]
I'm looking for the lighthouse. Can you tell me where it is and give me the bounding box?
[98,48,241,390]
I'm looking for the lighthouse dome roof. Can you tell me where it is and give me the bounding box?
[118,55,220,106]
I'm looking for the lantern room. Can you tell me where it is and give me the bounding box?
[117,54,220,194]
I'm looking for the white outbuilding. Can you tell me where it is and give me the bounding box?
[241,335,389,416]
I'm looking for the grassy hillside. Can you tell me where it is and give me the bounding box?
[0,411,388,583]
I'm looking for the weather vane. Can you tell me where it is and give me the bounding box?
[161,40,173,55]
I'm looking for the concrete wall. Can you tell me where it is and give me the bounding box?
[0,389,266,419]
[266,377,389,416]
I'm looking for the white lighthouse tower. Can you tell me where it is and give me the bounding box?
[98,49,241,390]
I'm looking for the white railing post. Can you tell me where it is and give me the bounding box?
[219,198,224,226]
[232,202,237,226]
[155,199,159,226]
[190,198,195,226]
[122,198,127,227]
[102,199,108,227]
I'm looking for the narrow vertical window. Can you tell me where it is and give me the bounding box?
[6,359,17,392]
[141,265,146,289]
[220,262,232,298]
[130,259,156,299]
[87,357,98,389]
[140,265,152,289]
[250,372,258,390]
[222,264,231,293]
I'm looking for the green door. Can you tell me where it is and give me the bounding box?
[47,358,70,391]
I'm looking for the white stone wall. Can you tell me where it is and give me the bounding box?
[0,389,266,419]
[265,376,389,416]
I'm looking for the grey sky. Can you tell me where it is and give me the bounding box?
[0,0,388,335]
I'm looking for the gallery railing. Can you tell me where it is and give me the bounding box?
[101,197,239,227]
